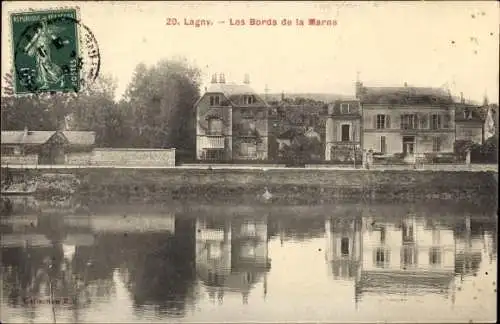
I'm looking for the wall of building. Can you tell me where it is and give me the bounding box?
[195,93,233,160]
[196,220,232,270]
[363,131,402,153]
[456,122,484,144]
[362,105,455,154]
[232,107,269,160]
[325,118,361,143]
[66,152,93,165]
[362,223,455,272]
[362,105,456,131]
[1,154,39,165]
[92,148,176,167]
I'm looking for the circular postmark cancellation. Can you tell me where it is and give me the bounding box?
[13,14,100,95]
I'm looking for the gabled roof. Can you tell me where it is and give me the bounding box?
[205,82,268,107]
[359,85,453,105]
[1,130,95,145]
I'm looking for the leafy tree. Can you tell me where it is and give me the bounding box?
[122,58,201,154]
[1,71,125,148]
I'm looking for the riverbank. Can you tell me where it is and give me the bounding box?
[2,167,497,205]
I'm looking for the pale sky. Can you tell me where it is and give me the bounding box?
[2,1,499,103]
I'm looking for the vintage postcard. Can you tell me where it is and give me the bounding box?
[1,1,498,323]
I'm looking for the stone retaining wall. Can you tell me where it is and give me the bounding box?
[4,168,494,205]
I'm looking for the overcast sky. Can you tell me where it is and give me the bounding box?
[2,1,499,103]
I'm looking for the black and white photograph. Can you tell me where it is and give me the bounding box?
[1,1,498,323]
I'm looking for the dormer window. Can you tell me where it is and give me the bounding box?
[340,103,351,114]
[209,95,220,106]
[244,95,255,105]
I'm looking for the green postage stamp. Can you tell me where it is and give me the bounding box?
[10,7,100,94]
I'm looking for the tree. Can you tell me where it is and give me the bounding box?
[1,71,125,148]
[122,58,201,154]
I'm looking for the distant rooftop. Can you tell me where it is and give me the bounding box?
[207,82,256,96]
[358,83,455,105]
[1,130,96,145]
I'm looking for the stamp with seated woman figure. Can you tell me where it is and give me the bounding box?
[10,7,100,94]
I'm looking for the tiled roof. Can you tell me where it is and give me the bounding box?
[62,131,96,145]
[206,82,268,107]
[1,130,95,145]
[1,131,55,144]
[359,85,453,105]
[207,83,256,96]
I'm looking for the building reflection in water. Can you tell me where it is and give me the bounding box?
[195,214,271,304]
[324,210,496,304]
[1,195,191,321]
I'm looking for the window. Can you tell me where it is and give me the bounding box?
[208,242,222,258]
[380,226,386,243]
[243,222,257,236]
[242,243,256,257]
[240,142,257,157]
[209,95,220,106]
[376,114,389,129]
[402,222,414,243]
[401,114,416,129]
[374,248,390,268]
[431,114,442,130]
[419,114,428,129]
[341,237,350,256]
[432,137,441,152]
[205,149,224,160]
[429,247,442,265]
[401,246,416,267]
[244,95,255,105]
[340,103,350,114]
[380,136,387,154]
[208,118,223,135]
[341,124,350,142]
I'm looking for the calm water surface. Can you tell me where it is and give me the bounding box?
[1,197,497,323]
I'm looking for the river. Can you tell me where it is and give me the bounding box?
[0,197,497,323]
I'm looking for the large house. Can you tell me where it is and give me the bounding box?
[356,81,456,161]
[195,74,269,161]
[1,128,95,165]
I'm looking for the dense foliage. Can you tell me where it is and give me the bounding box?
[1,58,201,157]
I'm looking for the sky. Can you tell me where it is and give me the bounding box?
[1,1,499,103]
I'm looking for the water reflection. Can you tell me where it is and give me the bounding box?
[1,196,496,323]
[195,215,271,305]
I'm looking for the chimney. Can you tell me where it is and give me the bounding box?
[281,91,285,101]
[211,74,217,84]
[355,81,363,99]
[219,73,225,84]
[460,92,464,104]
[404,82,408,87]
[244,74,250,84]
